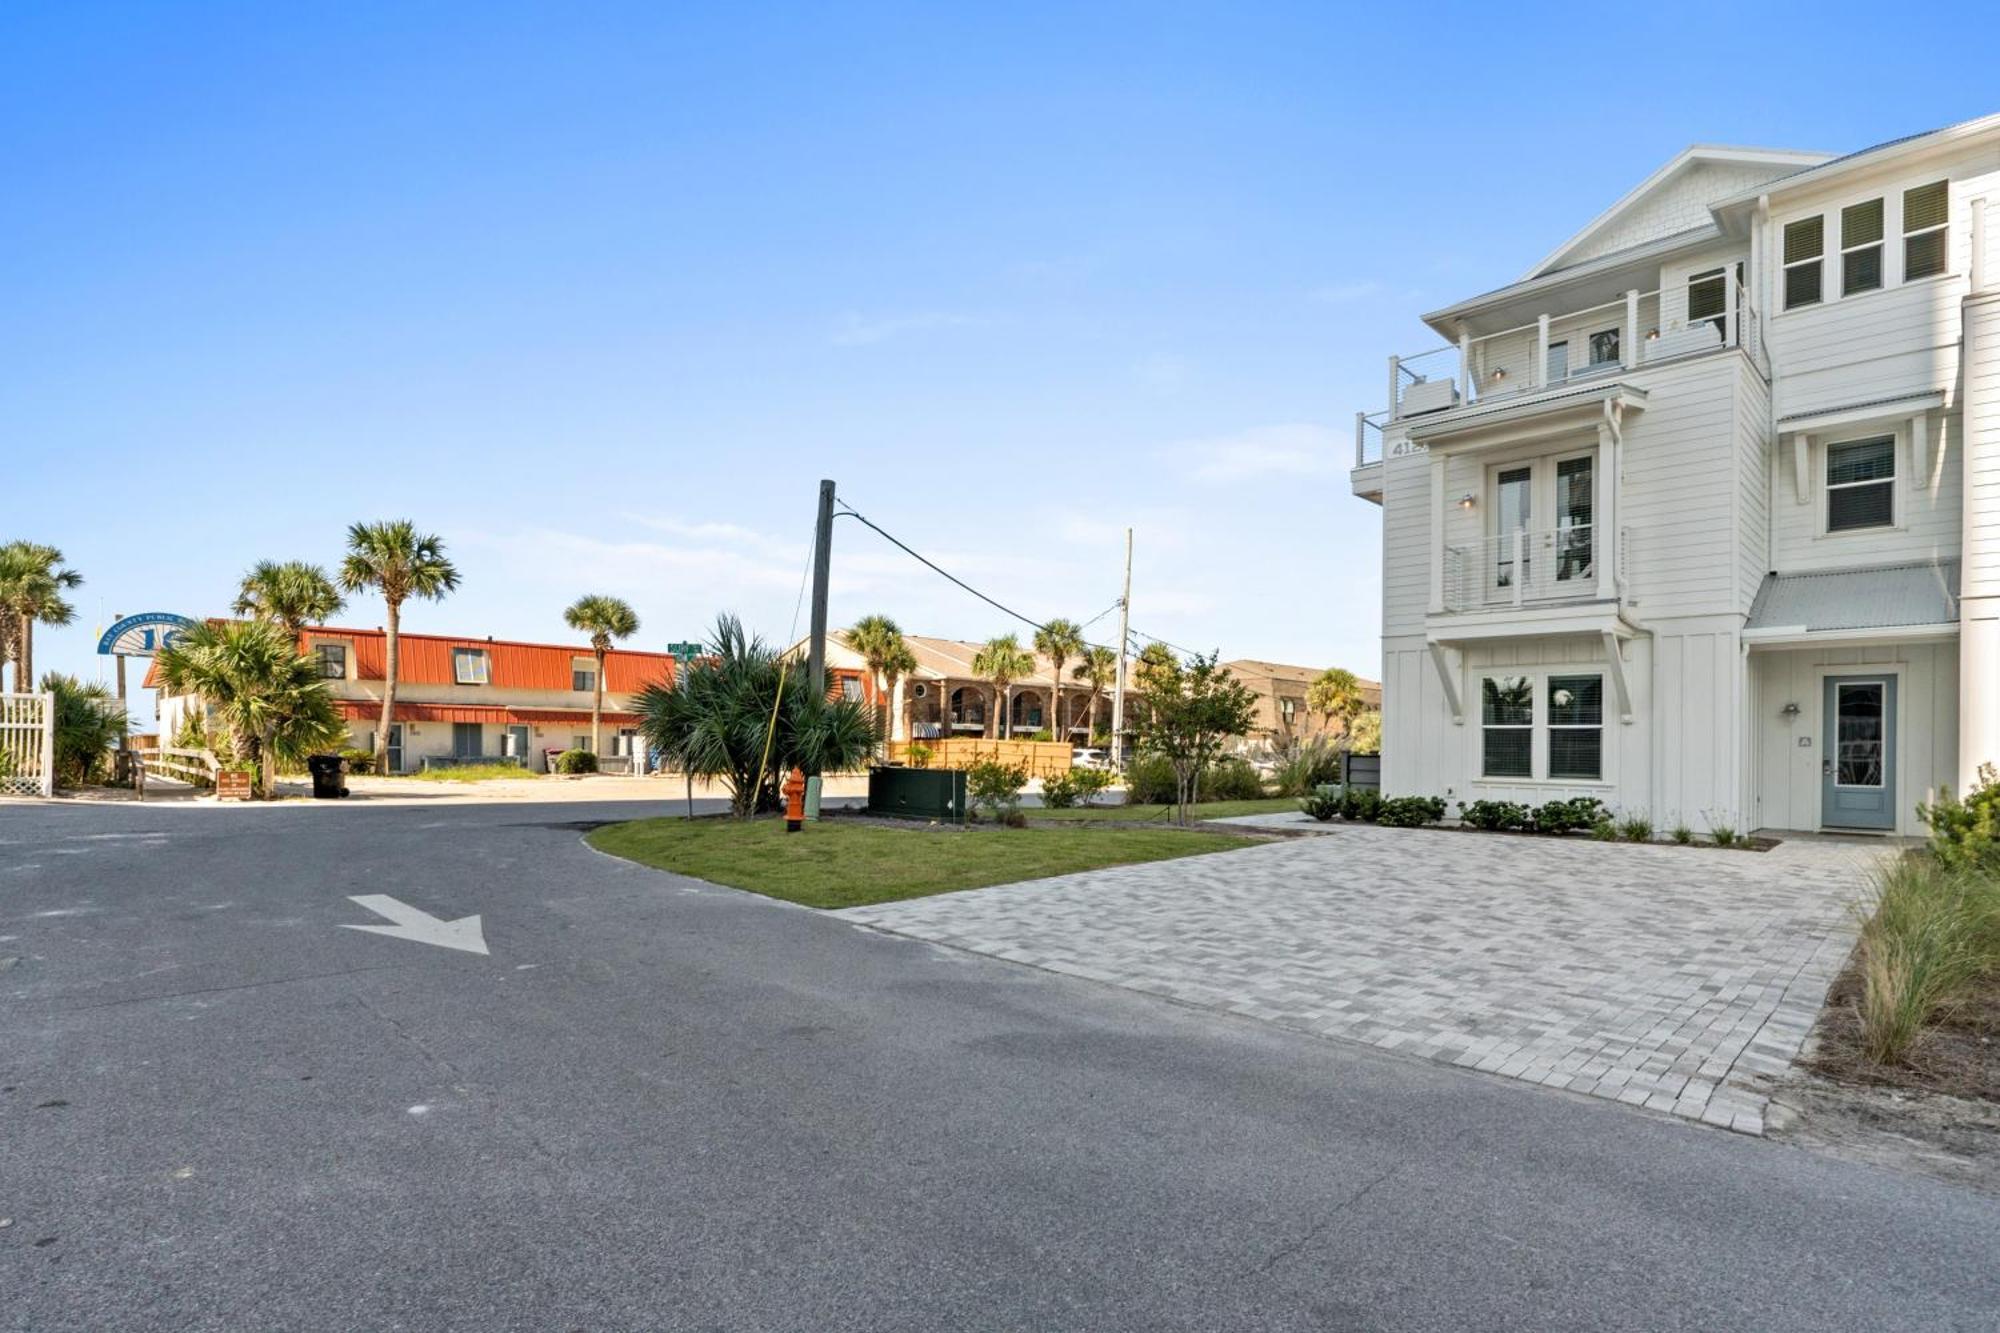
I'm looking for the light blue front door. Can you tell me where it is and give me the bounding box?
[1822,675,1895,830]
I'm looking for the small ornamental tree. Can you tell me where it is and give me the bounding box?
[1130,650,1258,825]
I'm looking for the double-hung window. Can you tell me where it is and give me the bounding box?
[1783,216,1824,309]
[572,666,596,692]
[314,642,347,680]
[1547,676,1604,781]
[1481,677,1533,779]
[1826,436,1896,532]
[452,648,490,685]
[1840,198,1884,296]
[1903,180,1949,281]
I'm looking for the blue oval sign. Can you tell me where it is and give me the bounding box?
[97,612,199,657]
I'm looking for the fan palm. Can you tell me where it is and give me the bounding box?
[42,672,130,787]
[1071,644,1117,742]
[971,634,1034,739]
[337,521,459,774]
[1306,667,1367,739]
[0,541,83,695]
[232,560,346,636]
[846,613,916,743]
[154,620,345,798]
[1033,617,1085,741]
[562,594,641,757]
[632,613,877,817]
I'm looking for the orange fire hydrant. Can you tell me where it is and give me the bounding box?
[783,766,807,832]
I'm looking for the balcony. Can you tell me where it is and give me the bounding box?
[1373,275,1767,429]
[1442,524,1610,613]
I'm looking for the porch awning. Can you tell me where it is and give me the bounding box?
[1744,559,1959,641]
[333,701,639,726]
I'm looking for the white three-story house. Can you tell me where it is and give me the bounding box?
[1353,112,2000,836]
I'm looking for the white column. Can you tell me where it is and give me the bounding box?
[1354,411,1367,467]
[889,677,905,743]
[1388,355,1402,421]
[1723,272,1739,348]
[1624,289,1640,369]
[1458,331,1473,403]
[1535,314,1551,388]
[1429,453,1447,614]
[1596,418,1618,601]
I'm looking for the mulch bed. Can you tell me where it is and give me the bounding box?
[1802,950,2000,1102]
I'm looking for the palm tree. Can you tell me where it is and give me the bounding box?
[847,614,916,742]
[232,560,346,637]
[562,594,641,757]
[42,672,130,788]
[1033,617,1085,741]
[971,634,1034,740]
[154,620,345,798]
[632,613,878,817]
[0,541,82,694]
[1071,644,1117,743]
[1306,667,1367,740]
[337,521,460,774]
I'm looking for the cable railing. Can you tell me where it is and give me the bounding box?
[1442,524,1599,612]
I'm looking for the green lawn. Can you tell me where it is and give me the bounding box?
[585,817,1260,909]
[1030,796,1298,824]
[404,764,541,783]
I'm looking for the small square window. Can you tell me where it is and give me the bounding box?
[573,668,596,692]
[1588,329,1620,366]
[314,643,347,680]
[840,676,864,702]
[452,648,490,685]
[1826,437,1896,532]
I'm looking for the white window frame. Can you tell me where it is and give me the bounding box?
[452,648,490,686]
[1821,431,1900,536]
[1902,179,1949,282]
[1839,197,1885,297]
[1782,215,1825,310]
[1466,667,1615,788]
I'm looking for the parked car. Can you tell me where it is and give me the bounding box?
[1071,747,1108,769]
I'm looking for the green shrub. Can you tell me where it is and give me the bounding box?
[1460,799,1530,832]
[968,758,1030,822]
[1028,729,1054,743]
[555,748,598,775]
[1531,797,1605,835]
[338,747,375,768]
[1710,822,1738,848]
[1300,783,1344,822]
[1671,823,1694,845]
[1039,769,1081,809]
[1124,754,1178,805]
[1918,763,2000,871]
[44,673,130,788]
[1202,757,1265,802]
[1071,767,1113,806]
[1617,814,1654,843]
[1272,739,1344,797]
[1377,795,1445,828]
[903,743,933,769]
[1340,786,1383,823]
[1590,818,1619,841]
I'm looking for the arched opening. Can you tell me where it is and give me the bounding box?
[948,687,986,734]
[1010,689,1047,736]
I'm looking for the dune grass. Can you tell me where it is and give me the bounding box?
[1853,854,2000,1065]
[586,816,1258,909]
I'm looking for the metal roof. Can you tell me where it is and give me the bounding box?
[1745,560,1959,634]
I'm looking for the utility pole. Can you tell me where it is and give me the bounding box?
[1110,528,1132,771]
[808,479,835,699]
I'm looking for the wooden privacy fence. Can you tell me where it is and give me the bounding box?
[885,738,1073,779]
[0,692,55,798]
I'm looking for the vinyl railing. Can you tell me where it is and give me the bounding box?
[0,692,55,798]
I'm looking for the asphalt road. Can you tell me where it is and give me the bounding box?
[4,798,1998,1331]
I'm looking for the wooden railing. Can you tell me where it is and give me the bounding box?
[140,746,219,791]
[885,738,1073,779]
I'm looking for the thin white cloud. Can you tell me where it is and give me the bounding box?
[1162,423,1340,483]
[830,311,980,347]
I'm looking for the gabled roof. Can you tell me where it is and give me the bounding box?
[1219,659,1381,697]
[1711,111,2000,213]
[1525,145,1829,280]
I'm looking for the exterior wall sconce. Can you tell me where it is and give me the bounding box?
[1488,368,1508,382]
[1781,701,1801,717]
[1457,493,1477,510]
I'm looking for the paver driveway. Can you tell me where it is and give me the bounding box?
[841,821,1875,1134]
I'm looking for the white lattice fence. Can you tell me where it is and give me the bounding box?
[0,692,55,798]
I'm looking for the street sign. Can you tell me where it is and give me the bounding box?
[665,640,705,662]
[97,612,198,657]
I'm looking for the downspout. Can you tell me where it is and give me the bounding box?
[1603,397,1628,601]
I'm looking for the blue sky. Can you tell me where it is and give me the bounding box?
[7,2,1994,726]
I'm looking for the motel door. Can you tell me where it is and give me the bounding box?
[1822,675,1895,831]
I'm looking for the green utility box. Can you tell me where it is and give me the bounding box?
[868,766,967,822]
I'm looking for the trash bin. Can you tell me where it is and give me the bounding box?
[306,754,349,799]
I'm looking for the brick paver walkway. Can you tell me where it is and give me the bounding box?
[840,821,1875,1135]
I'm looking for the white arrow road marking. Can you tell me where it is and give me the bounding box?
[340,894,489,956]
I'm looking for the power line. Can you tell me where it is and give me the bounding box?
[834,499,1052,635]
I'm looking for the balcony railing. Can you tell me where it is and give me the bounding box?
[1353,409,1388,466]
[1377,276,1767,426]
[1441,523,1609,612]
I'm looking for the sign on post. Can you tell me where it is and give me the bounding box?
[215,770,253,801]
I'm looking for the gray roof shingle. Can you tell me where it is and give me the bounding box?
[1745,559,1959,634]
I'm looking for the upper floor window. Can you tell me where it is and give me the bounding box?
[452,648,490,685]
[1545,340,1569,382]
[572,667,596,692]
[1826,436,1896,532]
[314,643,347,680]
[1903,180,1949,280]
[840,676,864,703]
[1840,198,1884,296]
[1783,216,1824,309]
[1588,328,1620,367]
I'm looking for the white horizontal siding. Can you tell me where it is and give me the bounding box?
[1769,408,1962,573]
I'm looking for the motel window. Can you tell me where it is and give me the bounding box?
[1587,328,1620,367]
[1903,180,1949,281]
[1481,677,1533,779]
[1826,436,1896,532]
[840,676,864,703]
[1547,676,1604,781]
[452,648,490,685]
[613,728,639,757]
[573,735,592,753]
[1840,198,1884,296]
[573,667,596,692]
[315,642,347,680]
[1783,216,1824,309]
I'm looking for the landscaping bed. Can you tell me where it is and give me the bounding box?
[586,817,1260,910]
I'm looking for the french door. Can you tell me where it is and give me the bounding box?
[1487,451,1595,601]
